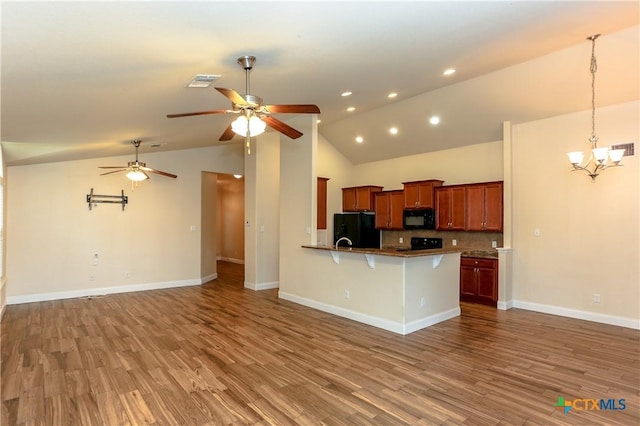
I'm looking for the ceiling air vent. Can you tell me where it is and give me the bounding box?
[611,142,635,157]
[186,74,221,88]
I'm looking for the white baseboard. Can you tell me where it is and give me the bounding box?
[278,291,459,335]
[245,280,279,291]
[7,278,203,305]
[513,300,640,330]
[497,300,514,310]
[403,308,461,334]
[0,276,6,320]
[201,273,218,284]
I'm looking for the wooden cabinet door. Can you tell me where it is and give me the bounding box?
[416,182,435,208]
[438,186,466,230]
[374,190,404,229]
[435,188,452,230]
[460,257,498,306]
[465,185,485,230]
[403,180,443,208]
[483,182,503,231]
[317,177,329,229]
[403,183,420,208]
[477,266,497,301]
[450,186,466,230]
[388,190,405,229]
[374,192,390,229]
[356,187,374,211]
[460,265,477,297]
[342,188,357,212]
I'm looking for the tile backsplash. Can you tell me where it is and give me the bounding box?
[382,229,503,250]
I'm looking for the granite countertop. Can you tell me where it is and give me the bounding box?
[459,249,499,259]
[301,244,465,258]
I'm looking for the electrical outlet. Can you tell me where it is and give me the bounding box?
[452,239,457,246]
[593,293,601,303]
[399,237,404,244]
[344,290,350,299]
[534,228,541,237]
[124,271,131,279]
[492,241,497,248]
[420,297,425,307]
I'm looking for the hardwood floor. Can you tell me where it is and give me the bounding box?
[1,261,638,425]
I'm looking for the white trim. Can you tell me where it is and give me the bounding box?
[402,307,461,334]
[497,300,514,310]
[201,273,217,284]
[513,300,640,330]
[245,280,279,291]
[0,276,6,320]
[7,279,202,305]
[279,291,459,335]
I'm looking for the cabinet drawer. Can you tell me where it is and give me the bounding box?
[461,257,496,269]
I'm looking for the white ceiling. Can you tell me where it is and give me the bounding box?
[1,1,639,167]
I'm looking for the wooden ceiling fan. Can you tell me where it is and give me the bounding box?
[99,140,177,181]
[166,56,320,151]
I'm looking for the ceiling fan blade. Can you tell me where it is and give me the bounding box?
[100,169,126,176]
[99,166,127,169]
[216,87,252,106]
[262,116,303,140]
[264,104,320,114]
[167,110,228,118]
[141,167,177,179]
[219,124,236,141]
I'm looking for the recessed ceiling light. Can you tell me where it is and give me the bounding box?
[389,127,398,135]
[429,115,441,125]
[347,107,356,112]
[341,91,353,97]
[355,136,364,143]
[388,92,398,98]
[443,68,456,76]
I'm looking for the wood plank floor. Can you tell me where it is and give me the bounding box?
[1,261,638,425]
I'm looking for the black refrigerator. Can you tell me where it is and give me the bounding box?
[333,212,380,248]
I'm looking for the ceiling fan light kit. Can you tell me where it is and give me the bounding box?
[99,140,177,183]
[166,55,320,154]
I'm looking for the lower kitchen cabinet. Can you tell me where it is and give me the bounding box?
[460,257,497,306]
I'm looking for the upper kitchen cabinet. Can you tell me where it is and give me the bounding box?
[342,185,383,212]
[403,179,444,209]
[374,190,404,230]
[435,185,466,230]
[317,177,329,230]
[465,181,503,231]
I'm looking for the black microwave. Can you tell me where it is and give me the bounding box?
[403,208,436,230]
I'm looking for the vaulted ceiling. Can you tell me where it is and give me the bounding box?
[2,1,638,167]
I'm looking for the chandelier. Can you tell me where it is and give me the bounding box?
[567,34,624,182]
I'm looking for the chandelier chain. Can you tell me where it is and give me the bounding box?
[590,44,596,138]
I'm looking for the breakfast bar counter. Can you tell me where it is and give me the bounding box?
[277,245,462,335]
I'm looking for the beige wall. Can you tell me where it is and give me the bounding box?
[352,140,503,189]
[201,172,217,280]
[511,100,639,326]
[5,145,243,302]
[216,175,244,263]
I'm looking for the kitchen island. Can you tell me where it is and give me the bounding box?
[278,245,463,335]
